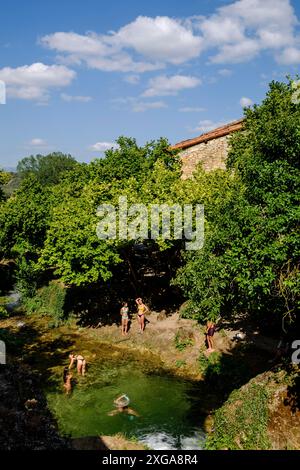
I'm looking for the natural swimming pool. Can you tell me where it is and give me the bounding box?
[46,355,206,450]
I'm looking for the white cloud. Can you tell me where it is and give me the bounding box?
[196,0,298,63]
[42,32,160,73]
[89,142,119,152]
[276,46,300,64]
[61,93,92,102]
[124,74,140,85]
[41,16,203,73]
[223,0,296,31]
[179,106,205,112]
[115,16,203,64]
[190,119,227,134]
[240,96,253,107]
[111,96,167,112]
[218,68,232,77]
[200,15,245,46]
[210,38,260,63]
[131,101,167,112]
[39,1,300,74]
[143,74,201,97]
[81,53,160,73]
[0,62,75,101]
[29,138,47,147]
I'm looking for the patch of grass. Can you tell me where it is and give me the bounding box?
[198,350,222,376]
[0,328,26,349]
[205,383,270,450]
[218,328,227,338]
[0,305,9,318]
[175,359,187,368]
[0,296,12,318]
[174,331,194,351]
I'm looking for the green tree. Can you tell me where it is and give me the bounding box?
[17,152,78,185]
[175,79,300,324]
[1,138,180,294]
[0,175,51,260]
[0,169,11,201]
[37,185,121,286]
[88,136,179,183]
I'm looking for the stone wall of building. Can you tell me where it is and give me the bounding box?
[179,134,230,179]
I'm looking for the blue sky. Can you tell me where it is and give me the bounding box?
[0,0,300,168]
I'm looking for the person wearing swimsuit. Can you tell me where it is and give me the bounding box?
[135,298,147,334]
[69,353,86,376]
[205,321,216,352]
[120,302,129,336]
[63,367,73,395]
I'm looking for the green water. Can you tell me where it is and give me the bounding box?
[46,358,206,449]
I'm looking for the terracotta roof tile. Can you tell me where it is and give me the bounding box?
[171,118,244,150]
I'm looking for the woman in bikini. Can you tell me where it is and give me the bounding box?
[120,301,129,336]
[69,353,87,376]
[135,298,147,334]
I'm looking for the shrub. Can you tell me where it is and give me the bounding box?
[0,305,9,318]
[174,329,194,351]
[23,281,67,326]
[205,383,270,450]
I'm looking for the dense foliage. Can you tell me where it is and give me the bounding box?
[175,79,300,324]
[16,152,78,186]
[0,139,179,299]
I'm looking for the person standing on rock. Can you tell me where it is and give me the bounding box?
[120,302,129,336]
[205,321,216,352]
[136,298,148,334]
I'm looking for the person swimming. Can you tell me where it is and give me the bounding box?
[108,394,139,417]
[69,353,86,376]
[63,366,73,395]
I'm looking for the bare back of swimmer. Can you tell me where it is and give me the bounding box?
[63,367,73,394]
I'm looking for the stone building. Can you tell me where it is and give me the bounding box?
[172,118,244,179]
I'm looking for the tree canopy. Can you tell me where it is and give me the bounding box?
[16,152,78,186]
